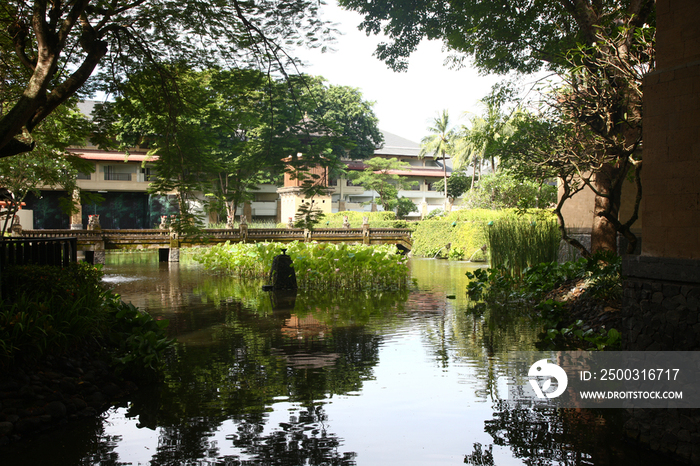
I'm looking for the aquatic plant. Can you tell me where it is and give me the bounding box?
[486,213,561,275]
[193,241,410,291]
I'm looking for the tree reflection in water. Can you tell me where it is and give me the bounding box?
[466,401,682,466]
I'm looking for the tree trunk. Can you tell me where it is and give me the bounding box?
[590,164,623,254]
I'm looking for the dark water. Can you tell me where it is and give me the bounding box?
[2,254,681,465]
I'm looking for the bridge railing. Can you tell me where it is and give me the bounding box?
[21,227,412,246]
[0,237,78,268]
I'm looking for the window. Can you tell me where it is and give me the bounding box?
[104,166,132,181]
[142,167,155,181]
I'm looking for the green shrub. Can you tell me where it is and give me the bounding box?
[410,209,505,259]
[0,263,174,376]
[282,211,404,229]
[1,262,104,304]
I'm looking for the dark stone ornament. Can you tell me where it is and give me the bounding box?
[263,249,297,291]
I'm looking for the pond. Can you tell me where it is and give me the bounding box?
[3,253,681,465]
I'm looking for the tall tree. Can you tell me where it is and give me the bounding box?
[97,67,381,227]
[298,76,384,160]
[0,0,334,159]
[419,110,454,211]
[339,0,654,254]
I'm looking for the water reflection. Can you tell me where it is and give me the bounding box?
[0,253,678,465]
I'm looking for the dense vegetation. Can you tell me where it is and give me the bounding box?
[410,209,558,261]
[193,241,410,291]
[0,263,173,379]
[466,252,622,351]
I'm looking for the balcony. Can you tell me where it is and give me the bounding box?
[104,172,132,181]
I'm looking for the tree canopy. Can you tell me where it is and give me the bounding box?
[340,0,655,255]
[0,0,334,159]
[338,0,653,75]
[95,67,381,225]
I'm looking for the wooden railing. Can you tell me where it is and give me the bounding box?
[0,237,78,268]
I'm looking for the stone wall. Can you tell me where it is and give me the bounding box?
[622,256,700,351]
[622,255,700,465]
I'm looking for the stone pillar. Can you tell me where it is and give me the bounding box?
[420,200,428,219]
[243,201,253,222]
[10,216,22,236]
[94,240,106,265]
[338,199,346,212]
[239,214,249,241]
[70,188,83,230]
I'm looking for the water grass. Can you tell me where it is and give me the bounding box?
[193,241,410,291]
[486,214,561,276]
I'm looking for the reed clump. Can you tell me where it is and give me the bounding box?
[486,213,561,276]
[193,241,410,291]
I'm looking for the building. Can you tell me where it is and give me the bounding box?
[20,102,454,228]
[330,131,452,218]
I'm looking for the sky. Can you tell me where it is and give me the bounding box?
[293,1,504,144]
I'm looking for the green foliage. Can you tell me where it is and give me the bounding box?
[103,298,173,380]
[320,211,400,227]
[0,263,174,376]
[486,212,561,276]
[98,70,381,225]
[194,241,410,291]
[395,196,418,218]
[1,0,335,158]
[465,251,623,350]
[431,170,471,200]
[293,199,326,230]
[1,262,104,303]
[424,208,445,220]
[0,293,106,367]
[461,170,557,210]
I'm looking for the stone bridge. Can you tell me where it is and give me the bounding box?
[20,226,412,263]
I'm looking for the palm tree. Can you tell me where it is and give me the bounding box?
[452,101,522,189]
[420,110,455,211]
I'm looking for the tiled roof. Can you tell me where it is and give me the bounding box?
[375,130,422,157]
